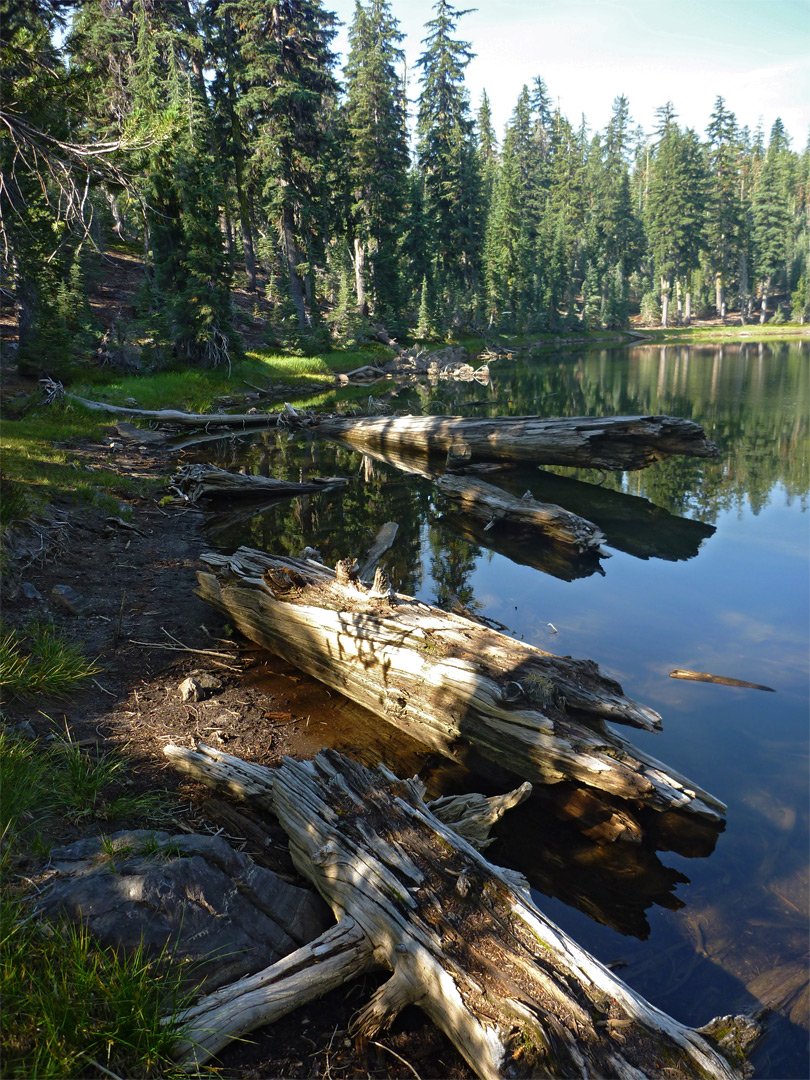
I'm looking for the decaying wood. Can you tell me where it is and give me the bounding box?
[670,669,775,692]
[194,548,726,825]
[66,394,289,428]
[436,474,609,556]
[442,512,606,582]
[163,744,755,1079]
[170,463,346,504]
[316,414,720,471]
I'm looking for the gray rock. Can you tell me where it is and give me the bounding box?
[179,671,222,702]
[51,584,92,616]
[21,581,42,600]
[39,830,332,992]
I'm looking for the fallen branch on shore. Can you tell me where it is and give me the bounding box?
[162,743,756,1079]
[170,463,346,504]
[194,548,726,829]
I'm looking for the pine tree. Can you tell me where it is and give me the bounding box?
[343,0,410,327]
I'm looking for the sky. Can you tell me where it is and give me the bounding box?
[326,0,810,148]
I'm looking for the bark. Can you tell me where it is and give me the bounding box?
[436,474,608,556]
[660,275,670,328]
[280,204,310,329]
[353,236,367,313]
[316,414,719,471]
[760,276,771,324]
[170,463,346,504]
[162,744,755,1080]
[194,548,727,824]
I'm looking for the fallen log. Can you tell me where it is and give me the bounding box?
[436,474,609,556]
[194,548,726,825]
[316,414,720,471]
[669,669,775,692]
[170,463,346,504]
[442,512,606,582]
[507,468,717,563]
[163,744,755,1079]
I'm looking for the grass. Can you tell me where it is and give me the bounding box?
[630,322,810,344]
[0,401,157,531]
[0,730,192,1078]
[0,621,100,702]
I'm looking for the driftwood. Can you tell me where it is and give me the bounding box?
[436,474,609,556]
[669,669,775,692]
[66,394,291,428]
[316,414,720,471]
[194,548,726,826]
[170,462,346,504]
[162,744,755,1079]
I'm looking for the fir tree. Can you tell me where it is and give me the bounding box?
[752,119,793,321]
[343,0,410,326]
[416,0,481,308]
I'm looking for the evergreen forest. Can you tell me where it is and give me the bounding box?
[3,0,809,377]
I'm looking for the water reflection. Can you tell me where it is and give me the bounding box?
[183,340,808,1077]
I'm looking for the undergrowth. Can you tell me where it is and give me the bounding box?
[0,730,191,1079]
[0,621,100,702]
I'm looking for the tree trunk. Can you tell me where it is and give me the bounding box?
[279,204,310,329]
[760,276,771,323]
[684,287,692,326]
[317,414,719,471]
[194,548,727,826]
[660,275,670,328]
[353,236,367,313]
[435,474,608,556]
[162,744,755,1080]
[170,463,346,504]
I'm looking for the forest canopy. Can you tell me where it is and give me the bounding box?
[2,0,808,376]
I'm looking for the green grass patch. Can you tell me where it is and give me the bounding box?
[65,345,395,414]
[0,892,193,1079]
[0,621,100,702]
[0,731,192,1078]
[634,324,810,344]
[0,402,162,528]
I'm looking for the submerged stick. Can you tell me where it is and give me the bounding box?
[669,670,775,692]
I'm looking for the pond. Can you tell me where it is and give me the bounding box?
[184,339,809,1078]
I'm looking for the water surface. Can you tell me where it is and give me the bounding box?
[191,340,809,1077]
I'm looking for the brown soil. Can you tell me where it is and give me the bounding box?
[0,389,472,1078]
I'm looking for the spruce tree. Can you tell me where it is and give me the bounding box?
[752,119,793,322]
[705,96,743,320]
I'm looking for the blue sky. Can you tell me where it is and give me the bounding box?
[327,0,810,147]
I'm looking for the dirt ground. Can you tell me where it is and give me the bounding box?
[0,381,474,1078]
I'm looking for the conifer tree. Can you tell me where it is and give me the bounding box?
[416,0,481,312]
[225,0,339,332]
[752,119,793,321]
[343,0,410,327]
[705,96,743,320]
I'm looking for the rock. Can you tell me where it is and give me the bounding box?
[51,584,92,616]
[179,671,222,702]
[21,582,42,600]
[38,830,333,992]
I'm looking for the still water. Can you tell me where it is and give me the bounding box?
[190,341,809,1078]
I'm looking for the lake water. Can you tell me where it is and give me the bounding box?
[190,340,809,1078]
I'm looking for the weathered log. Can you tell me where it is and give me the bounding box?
[507,468,718,563]
[442,512,607,582]
[171,462,345,504]
[163,744,755,1079]
[436,474,609,556]
[316,414,720,471]
[194,548,726,824]
[66,394,291,428]
[669,669,775,692]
